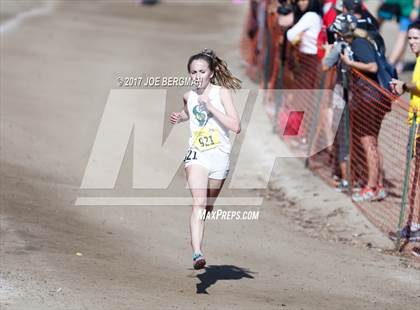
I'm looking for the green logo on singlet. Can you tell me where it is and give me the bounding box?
[192,105,209,127]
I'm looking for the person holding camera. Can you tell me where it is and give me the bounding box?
[322,13,357,192]
[334,13,387,202]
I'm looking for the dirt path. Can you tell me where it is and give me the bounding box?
[1,1,419,309]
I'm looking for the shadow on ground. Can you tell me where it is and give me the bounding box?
[196,265,255,294]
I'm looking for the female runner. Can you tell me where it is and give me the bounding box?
[169,49,241,269]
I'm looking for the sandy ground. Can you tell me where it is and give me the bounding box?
[1,0,419,309]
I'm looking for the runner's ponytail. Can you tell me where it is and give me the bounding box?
[188,49,242,90]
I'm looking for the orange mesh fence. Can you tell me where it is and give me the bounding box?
[273,43,324,90]
[240,0,282,85]
[265,6,282,91]
[239,8,253,65]
[241,7,420,252]
[408,133,420,241]
[263,5,287,111]
[304,70,338,185]
[292,64,417,250]
[348,70,418,245]
[273,44,323,148]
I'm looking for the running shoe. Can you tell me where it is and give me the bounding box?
[192,253,206,270]
[411,247,420,257]
[389,225,411,241]
[375,187,387,201]
[409,229,420,242]
[401,225,411,239]
[335,180,349,193]
[352,187,376,202]
[352,180,363,193]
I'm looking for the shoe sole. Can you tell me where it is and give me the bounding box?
[352,197,374,202]
[193,258,206,270]
[352,193,377,202]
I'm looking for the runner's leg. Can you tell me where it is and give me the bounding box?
[199,178,226,253]
[186,165,209,255]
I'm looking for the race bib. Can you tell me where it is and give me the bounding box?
[193,128,220,151]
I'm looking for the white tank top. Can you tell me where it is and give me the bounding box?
[187,85,231,154]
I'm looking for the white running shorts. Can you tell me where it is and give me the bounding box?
[184,147,230,180]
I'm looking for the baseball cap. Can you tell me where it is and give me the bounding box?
[331,13,358,36]
[343,0,363,14]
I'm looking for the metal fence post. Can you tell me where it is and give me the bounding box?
[272,31,289,134]
[342,66,351,193]
[395,112,417,250]
[263,23,271,90]
[304,74,326,168]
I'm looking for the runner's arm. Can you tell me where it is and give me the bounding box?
[180,91,190,121]
[170,91,189,124]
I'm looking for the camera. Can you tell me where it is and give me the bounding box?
[277,0,293,16]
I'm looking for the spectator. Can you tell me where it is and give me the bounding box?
[247,0,260,40]
[317,0,339,59]
[322,0,339,26]
[321,13,358,192]
[276,0,294,27]
[257,0,267,87]
[342,0,385,54]
[343,0,379,29]
[265,0,294,106]
[390,21,420,242]
[338,13,387,202]
[286,0,323,89]
[377,0,420,71]
[281,0,322,146]
[243,0,261,82]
